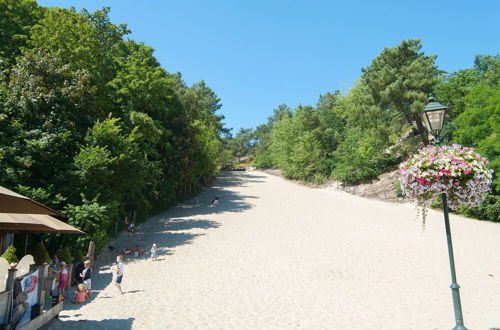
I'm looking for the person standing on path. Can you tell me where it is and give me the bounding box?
[80,260,92,298]
[150,243,158,261]
[114,255,124,294]
[57,261,69,300]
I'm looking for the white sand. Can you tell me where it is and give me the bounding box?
[46,171,500,329]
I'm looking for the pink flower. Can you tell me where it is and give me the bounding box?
[464,168,471,175]
[436,175,441,180]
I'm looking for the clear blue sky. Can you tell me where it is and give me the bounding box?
[38,0,500,132]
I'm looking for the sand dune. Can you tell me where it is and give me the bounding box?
[46,170,500,329]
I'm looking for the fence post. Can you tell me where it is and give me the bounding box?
[86,242,95,267]
[36,264,48,316]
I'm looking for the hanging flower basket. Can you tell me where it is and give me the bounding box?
[399,144,493,215]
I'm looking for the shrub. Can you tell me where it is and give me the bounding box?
[91,229,109,254]
[458,194,500,222]
[60,246,72,264]
[394,181,403,198]
[33,242,50,265]
[73,249,84,262]
[253,153,274,169]
[1,246,19,264]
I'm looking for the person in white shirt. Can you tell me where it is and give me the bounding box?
[114,255,124,294]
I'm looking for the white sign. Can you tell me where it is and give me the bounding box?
[20,269,39,307]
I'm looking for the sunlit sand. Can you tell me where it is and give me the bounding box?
[46,171,500,329]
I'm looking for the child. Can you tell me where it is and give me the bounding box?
[150,244,158,261]
[80,260,92,298]
[114,255,124,294]
[49,254,59,271]
[71,283,87,304]
[57,261,68,300]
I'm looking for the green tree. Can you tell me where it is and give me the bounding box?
[361,39,440,143]
[0,0,43,62]
[64,195,111,252]
[33,242,50,265]
[454,84,500,190]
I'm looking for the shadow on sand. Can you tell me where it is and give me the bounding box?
[48,171,262,327]
[43,317,135,329]
[129,171,262,257]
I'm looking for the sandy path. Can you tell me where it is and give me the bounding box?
[45,171,500,329]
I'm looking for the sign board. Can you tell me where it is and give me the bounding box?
[20,269,39,307]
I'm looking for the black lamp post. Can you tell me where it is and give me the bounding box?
[421,95,468,330]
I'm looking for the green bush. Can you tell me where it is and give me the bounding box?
[60,246,72,264]
[91,229,109,254]
[33,242,50,265]
[458,194,500,222]
[253,153,274,169]
[73,249,84,262]
[394,181,403,198]
[1,246,19,264]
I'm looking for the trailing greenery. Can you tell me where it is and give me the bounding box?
[0,1,228,253]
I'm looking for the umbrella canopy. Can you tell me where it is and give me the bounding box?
[0,213,84,234]
[0,186,62,216]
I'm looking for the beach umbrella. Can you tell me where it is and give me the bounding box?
[0,186,62,216]
[0,213,84,234]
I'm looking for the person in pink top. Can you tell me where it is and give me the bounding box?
[58,261,68,300]
[71,283,87,304]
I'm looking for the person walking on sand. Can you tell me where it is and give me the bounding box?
[150,243,158,261]
[80,260,92,298]
[114,255,124,294]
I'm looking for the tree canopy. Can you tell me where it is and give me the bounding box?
[0,1,228,253]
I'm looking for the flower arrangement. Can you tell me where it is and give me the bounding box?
[399,144,493,219]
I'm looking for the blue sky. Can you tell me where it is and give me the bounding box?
[38,0,500,132]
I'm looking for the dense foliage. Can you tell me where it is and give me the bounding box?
[32,242,50,265]
[247,40,499,222]
[1,245,18,264]
[0,1,227,253]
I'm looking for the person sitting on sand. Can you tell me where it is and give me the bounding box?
[71,283,87,304]
[210,196,219,207]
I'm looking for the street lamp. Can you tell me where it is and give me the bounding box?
[421,95,468,330]
[422,95,447,144]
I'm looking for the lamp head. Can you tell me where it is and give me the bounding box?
[421,95,447,137]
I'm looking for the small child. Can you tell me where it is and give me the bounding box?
[114,255,124,294]
[49,254,59,271]
[71,283,87,304]
[150,243,158,261]
[80,260,92,298]
[57,261,68,300]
